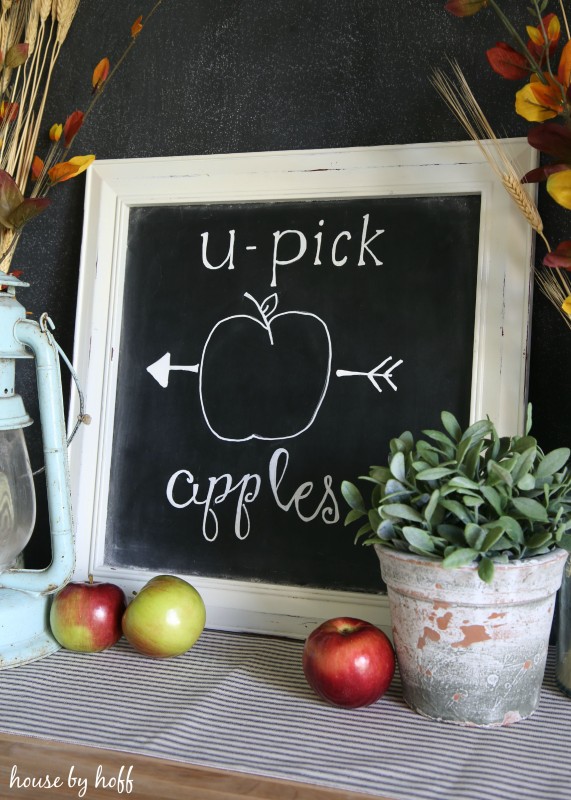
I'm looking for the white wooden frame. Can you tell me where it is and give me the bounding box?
[69,140,538,639]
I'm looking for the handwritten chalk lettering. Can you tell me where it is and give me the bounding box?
[269,447,339,524]
[199,215,385,287]
[95,764,134,794]
[271,229,307,287]
[271,214,384,287]
[166,448,339,540]
[166,470,261,541]
[201,229,236,270]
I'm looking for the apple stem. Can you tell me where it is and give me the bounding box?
[244,292,275,345]
[88,574,94,585]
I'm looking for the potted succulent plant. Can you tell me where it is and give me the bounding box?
[342,407,571,727]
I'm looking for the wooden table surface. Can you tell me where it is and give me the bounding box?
[0,732,393,800]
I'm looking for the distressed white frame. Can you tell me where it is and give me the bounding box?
[69,140,537,639]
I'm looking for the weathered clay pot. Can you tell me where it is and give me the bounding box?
[375,545,567,727]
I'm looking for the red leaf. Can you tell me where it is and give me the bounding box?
[0,101,19,122]
[543,240,571,269]
[445,0,488,17]
[528,122,571,162]
[486,42,528,80]
[522,163,569,183]
[63,110,84,147]
[0,169,24,228]
[6,198,50,229]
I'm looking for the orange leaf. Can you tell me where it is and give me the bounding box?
[530,75,565,113]
[63,110,84,147]
[92,57,110,91]
[48,155,95,185]
[31,156,44,182]
[131,15,143,38]
[558,40,571,89]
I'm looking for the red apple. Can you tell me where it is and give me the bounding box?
[122,574,206,658]
[49,579,126,652]
[302,617,395,708]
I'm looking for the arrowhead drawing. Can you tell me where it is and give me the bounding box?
[147,352,199,388]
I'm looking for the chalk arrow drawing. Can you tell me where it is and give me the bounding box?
[147,296,404,443]
[147,352,199,388]
[336,356,403,393]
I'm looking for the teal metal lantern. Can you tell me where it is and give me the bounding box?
[0,273,74,667]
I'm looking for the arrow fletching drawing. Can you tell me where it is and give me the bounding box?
[336,356,403,393]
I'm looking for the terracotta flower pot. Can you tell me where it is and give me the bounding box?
[375,545,567,727]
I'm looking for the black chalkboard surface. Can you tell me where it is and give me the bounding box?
[104,193,481,593]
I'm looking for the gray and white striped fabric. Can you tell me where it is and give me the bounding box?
[0,629,570,800]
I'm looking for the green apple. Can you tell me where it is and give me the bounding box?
[122,574,206,657]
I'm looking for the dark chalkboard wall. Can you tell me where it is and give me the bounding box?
[104,194,480,591]
[18,0,569,570]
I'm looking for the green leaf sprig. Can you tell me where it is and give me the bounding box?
[341,407,571,583]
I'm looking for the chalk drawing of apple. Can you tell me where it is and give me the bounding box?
[199,293,332,442]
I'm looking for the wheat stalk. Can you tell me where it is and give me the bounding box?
[0,0,79,271]
[432,59,571,330]
[39,0,51,22]
[55,0,78,45]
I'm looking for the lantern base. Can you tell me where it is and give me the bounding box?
[0,588,60,668]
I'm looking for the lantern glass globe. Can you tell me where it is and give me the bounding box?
[0,427,36,569]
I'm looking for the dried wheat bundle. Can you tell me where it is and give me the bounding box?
[432,59,571,331]
[0,0,80,271]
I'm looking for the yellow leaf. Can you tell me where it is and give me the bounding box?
[526,25,544,46]
[515,83,559,122]
[562,296,571,316]
[49,123,62,142]
[547,169,571,210]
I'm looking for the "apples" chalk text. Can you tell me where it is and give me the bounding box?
[165,447,340,540]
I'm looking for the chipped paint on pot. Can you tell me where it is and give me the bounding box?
[375,545,567,727]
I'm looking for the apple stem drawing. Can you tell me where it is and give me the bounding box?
[243,292,278,344]
[336,356,403,393]
[146,292,403,440]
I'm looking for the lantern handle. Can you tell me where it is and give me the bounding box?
[31,314,90,477]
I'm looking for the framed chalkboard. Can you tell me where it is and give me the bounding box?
[69,140,537,638]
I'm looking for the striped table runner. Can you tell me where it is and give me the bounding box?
[0,629,570,800]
